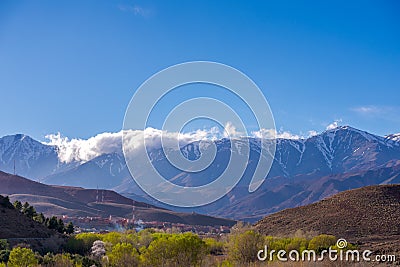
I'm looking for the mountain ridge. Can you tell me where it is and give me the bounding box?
[1,126,400,221]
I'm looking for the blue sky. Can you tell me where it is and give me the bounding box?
[0,0,399,140]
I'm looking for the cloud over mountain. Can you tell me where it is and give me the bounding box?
[44,127,224,163]
[44,123,325,163]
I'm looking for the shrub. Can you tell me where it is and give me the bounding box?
[52,253,74,267]
[308,234,336,253]
[137,229,154,248]
[227,230,264,264]
[106,242,139,267]
[141,232,206,267]
[286,237,309,252]
[0,250,10,263]
[204,238,224,255]
[0,240,9,251]
[66,233,102,255]
[8,247,38,267]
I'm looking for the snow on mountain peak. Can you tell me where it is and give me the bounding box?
[385,133,400,142]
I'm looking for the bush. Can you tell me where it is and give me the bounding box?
[8,247,38,267]
[0,240,9,251]
[141,232,206,267]
[106,242,139,267]
[52,253,74,267]
[308,234,336,253]
[137,229,154,248]
[204,238,224,255]
[66,233,102,255]
[0,250,10,263]
[286,237,309,252]
[227,230,264,264]
[65,236,86,255]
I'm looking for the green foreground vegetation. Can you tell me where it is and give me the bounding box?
[0,226,355,267]
[1,196,356,266]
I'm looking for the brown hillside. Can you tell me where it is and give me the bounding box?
[254,184,400,251]
[0,195,64,253]
[0,195,55,239]
[0,171,235,227]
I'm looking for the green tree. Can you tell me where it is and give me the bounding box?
[0,196,13,209]
[0,240,8,251]
[175,233,206,266]
[285,237,309,252]
[47,216,59,231]
[65,222,74,234]
[33,213,45,224]
[102,232,123,246]
[57,218,64,233]
[22,203,37,219]
[204,238,224,255]
[138,229,154,248]
[13,200,22,212]
[66,233,102,255]
[227,230,264,264]
[22,202,29,212]
[8,247,38,267]
[0,250,10,263]
[308,234,336,253]
[52,253,74,267]
[106,242,139,267]
[42,252,55,265]
[65,236,85,255]
[141,233,206,267]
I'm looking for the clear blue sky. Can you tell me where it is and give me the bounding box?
[1,0,399,140]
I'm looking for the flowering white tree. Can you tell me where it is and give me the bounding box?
[91,240,106,260]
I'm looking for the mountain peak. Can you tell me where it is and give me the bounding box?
[322,125,385,142]
[14,133,25,140]
[385,133,400,142]
[325,125,360,132]
[1,133,37,145]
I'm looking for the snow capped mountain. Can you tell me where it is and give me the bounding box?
[2,126,400,186]
[1,126,400,220]
[0,134,53,162]
[385,133,400,142]
[253,125,400,178]
[0,134,63,179]
[43,152,128,189]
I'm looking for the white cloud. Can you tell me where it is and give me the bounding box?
[44,123,325,163]
[326,119,342,130]
[44,127,223,163]
[353,106,379,114]
[307,130,318,137]
[251,129,301,140]
[117,4,152,17]
[44,132,123,163]
[223,122,242,138]
[351,105,399,117]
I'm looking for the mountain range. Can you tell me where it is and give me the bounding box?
[1,126,399,221]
